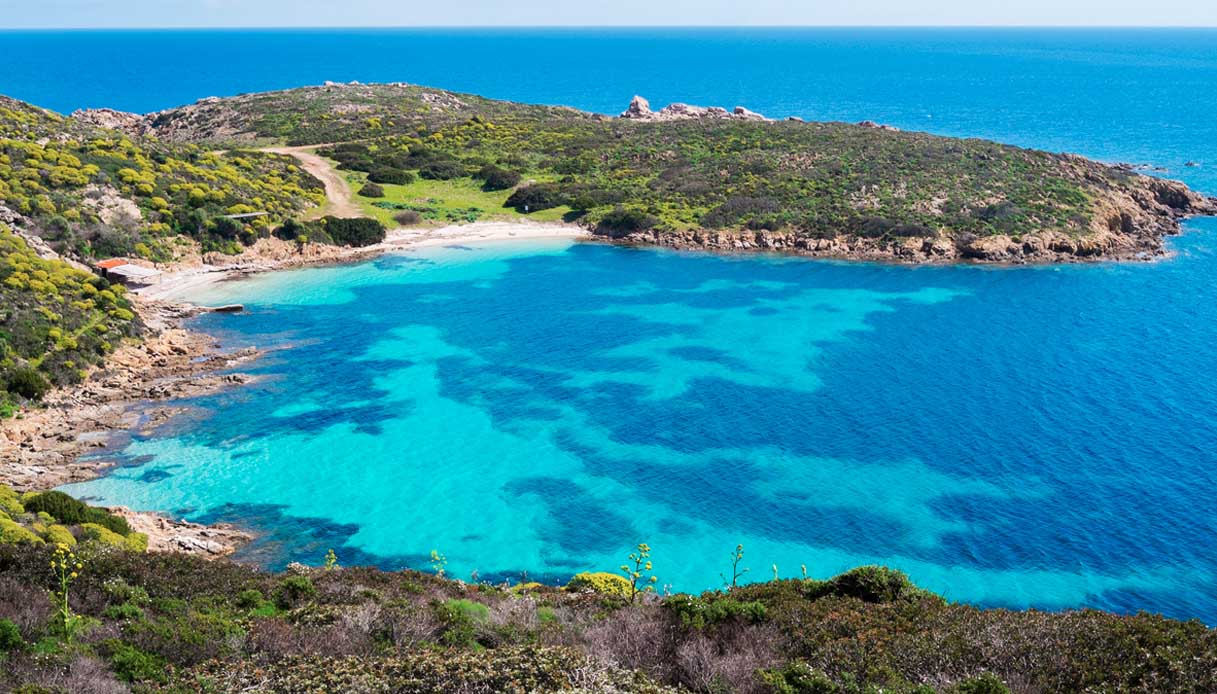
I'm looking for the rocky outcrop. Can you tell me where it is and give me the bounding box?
[71,107,150,135]
[594,174,1217,265]
[0,300,261,491]
[619,96,771,122]
[110,507,251,558]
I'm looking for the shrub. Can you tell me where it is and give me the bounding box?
[4,366,50,400]
[124,532,149,553]
[811,565,941,604]
[273,575,317,609]
[0,518,43,545]
[597,207,659,236]
[566,572,631,597]
[665,594,767,630]
[236,588,265,610]
[368,167,415,185]
[418,160,467,181]
[0,617,23,651]
[476,165,521,191]
[23,491,131,536]
[273,218,308,241]
[108,642,169,683]
[102,602,145,621]
[0,485,23,516]
[505,183,564,212]
[393,210,422,226]
[42,524,76,547]
[358,182,386,198]
[320,216,386,247]
[436,598,489,648]
[80,522,126,548]
[757,662,839,694]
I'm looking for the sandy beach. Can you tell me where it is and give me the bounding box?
[140,220,590,302]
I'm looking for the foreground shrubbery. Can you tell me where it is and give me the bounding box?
[0,532,1213,693]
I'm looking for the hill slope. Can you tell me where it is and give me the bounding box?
[87,82,1217,263]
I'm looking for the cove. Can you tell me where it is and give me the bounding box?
[61,230,1217,622]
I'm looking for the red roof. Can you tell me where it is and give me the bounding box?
[96,259,130,269]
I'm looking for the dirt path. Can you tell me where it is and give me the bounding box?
[263,145,361,219]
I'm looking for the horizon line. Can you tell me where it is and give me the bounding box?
[3,24,1217,31]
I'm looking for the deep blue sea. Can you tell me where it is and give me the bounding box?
[5,28,1217,621]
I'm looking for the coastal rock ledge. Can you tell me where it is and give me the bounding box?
[596,171,1217,264]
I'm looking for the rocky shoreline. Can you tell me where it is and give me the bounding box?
[0,298,258,556]
[593,174,1217,264]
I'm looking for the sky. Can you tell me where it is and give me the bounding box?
[1,0,1215,28]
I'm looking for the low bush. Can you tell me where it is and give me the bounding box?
[358,182,386,198]
[418,160,467,181]
[22,491,131,536]
[274,575,317,610]
[566,572,631,597]
[0,519,43,545]
[505,183,564,212]
[476,164,521,191]
[368,167,415,185]
[0,617,22,651]
[811,565,940,604]
[393,210,422,226]
[320,217,386,247]
[597,206,659,236]
[3,367,50,401]
[664,594,767,630]
[41,525,75,547]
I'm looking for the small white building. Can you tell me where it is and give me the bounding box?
[95,259,163,286]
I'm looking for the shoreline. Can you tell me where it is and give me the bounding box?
[1,211,1210,560]
[0,220,589,558]
[141,220,591,302]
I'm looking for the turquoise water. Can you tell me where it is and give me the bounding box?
[8,28,1216,620]
[61,226,1217,621]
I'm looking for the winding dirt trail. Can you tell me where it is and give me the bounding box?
[262,145,361,219]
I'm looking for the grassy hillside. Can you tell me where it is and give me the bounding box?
[128,83,1215,261]
[0,525,1214,693]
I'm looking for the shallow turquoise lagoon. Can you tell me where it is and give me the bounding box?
[61,228,1217,622]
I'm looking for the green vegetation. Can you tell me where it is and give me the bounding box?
[132,83,1198,249]
[0,97,324,259]
[0,538,1213,692]
[183,83,1178,247]
[0,227,137,411]
[566,571,632,596]
[0,484,147,552]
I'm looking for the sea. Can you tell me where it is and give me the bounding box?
[3,28,1217,622]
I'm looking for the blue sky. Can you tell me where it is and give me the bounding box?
[2,0,1215,28]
